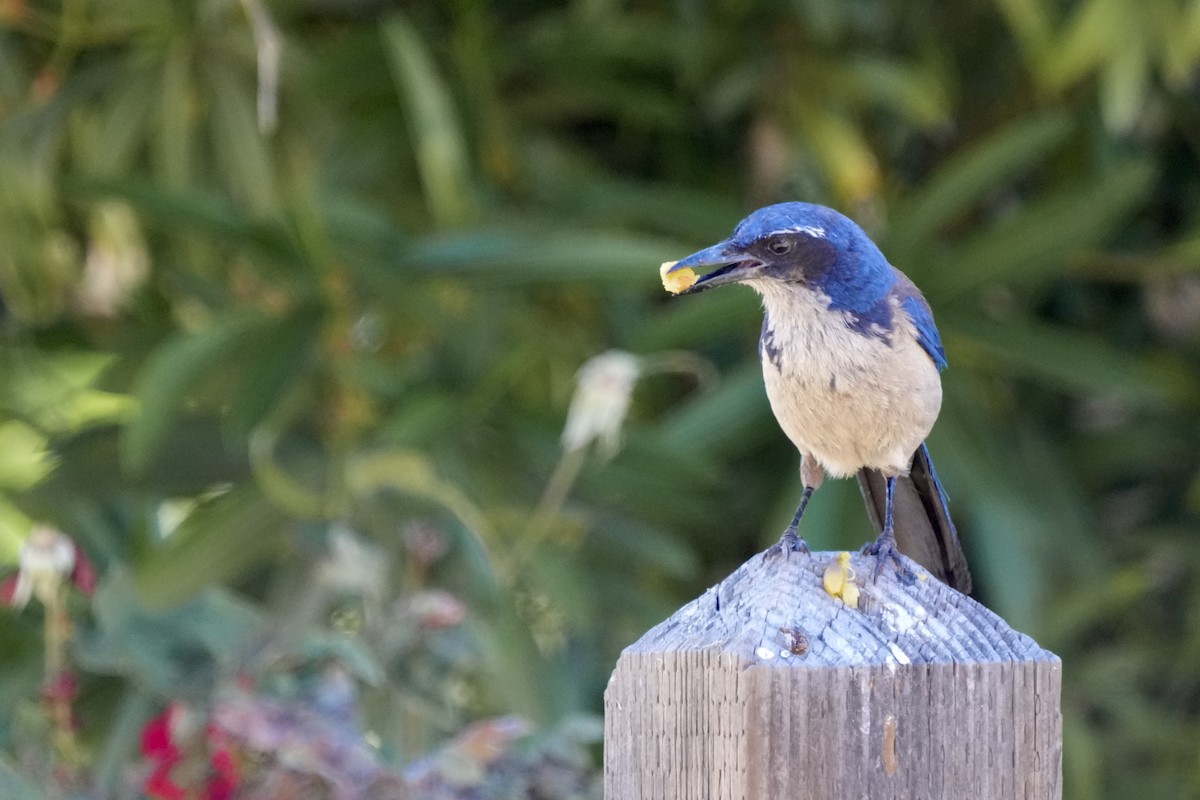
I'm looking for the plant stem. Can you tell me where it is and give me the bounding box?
[43,584,79,775]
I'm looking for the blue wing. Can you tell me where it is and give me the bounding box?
[894,272,947,371]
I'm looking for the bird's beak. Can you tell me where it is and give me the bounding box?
[668,240,762,294]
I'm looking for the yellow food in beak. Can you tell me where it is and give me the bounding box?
[660,261,697,294]
[822,551,860,609]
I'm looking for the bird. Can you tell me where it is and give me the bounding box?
[666,202,972,593]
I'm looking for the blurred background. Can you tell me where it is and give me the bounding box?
[1,0,1199,797]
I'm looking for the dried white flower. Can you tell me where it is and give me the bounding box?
[11,526,77,609]
[560,350,641,457]
[78,202,148,317]
[316,524,386,602]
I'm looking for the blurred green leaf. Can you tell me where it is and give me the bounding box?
[156,40,192,186]
[1062,705,1107,799]
[296,633,384,686]
[24,419,249,506]
[122,312,278,476]
[1041,0,1134,90]
[888,113,1074,262]
[79,62,156,175]
[930,396,1049,627]
[93,689,156,798]
[628,286,761,351]
[586,515,700,581]
[949,312,1200,407]
[525,160,744,240]
[657,364,772,456]
[347,448,497,570]
[381,13,474,227]
[991,0,1052,61]
[930,159,1156,297]
[392,229,682,285]
[67,177,304,267]
[0,757,39,800]
[79,570,263,695]
[133,483,288,609]
[845,56,951,128]
[227,304,324,437]
[207,62,276,212]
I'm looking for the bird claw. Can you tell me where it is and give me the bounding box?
[862,532,907,583]
[765,529,810,562]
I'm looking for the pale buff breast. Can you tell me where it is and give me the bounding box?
[752,281,942,478]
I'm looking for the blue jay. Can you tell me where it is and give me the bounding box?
[667,202,972,593]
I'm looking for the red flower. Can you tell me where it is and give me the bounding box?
[208,748,238,800]
[141,706,183,800]
[71,544,97,597]
[141,706,181,763]
[144,765,187,800]
[141,704,240,800]
[0,574,18,608]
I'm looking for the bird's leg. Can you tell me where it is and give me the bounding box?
[775,485,814,556]
[766,458,821,560]
[863,476,906,579]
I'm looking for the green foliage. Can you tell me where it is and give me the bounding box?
[0,0,1199,797]
[0,757,39,800]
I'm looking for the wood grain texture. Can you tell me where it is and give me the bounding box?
[604,549,1062,800]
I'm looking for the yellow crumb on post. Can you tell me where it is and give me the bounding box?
[841,578,860,609]
[822,554,846,596]
[660,260,697,294]
[822,551,860,609]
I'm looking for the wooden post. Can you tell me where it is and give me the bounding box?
[604,549,1061,799]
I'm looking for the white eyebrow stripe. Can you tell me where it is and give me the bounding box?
[776,224,827,238]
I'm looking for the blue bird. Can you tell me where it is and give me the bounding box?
[668,202,971,592]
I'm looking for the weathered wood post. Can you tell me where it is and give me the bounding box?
[604,549,1061,799]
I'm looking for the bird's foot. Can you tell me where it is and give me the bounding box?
[764,528,810,562]
[862,531,908,583]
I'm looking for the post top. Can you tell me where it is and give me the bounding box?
[625,549,1057,668]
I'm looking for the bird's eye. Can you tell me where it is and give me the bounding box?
[767,237,793,255]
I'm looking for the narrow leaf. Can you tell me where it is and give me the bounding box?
[391,229,682,285]
[133,483,288,609]
[656,364,773,455]
[888,113,1073,261]
[930,159,1155,297]
[227,303,324,437]
[206,61,276,211]
[155,40,193,186]
[122,312,276,475]
[948,311,1200,407]
[67,177,303,265]
[381,13,474,227]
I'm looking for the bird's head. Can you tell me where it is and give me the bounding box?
[667,202,892,304]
